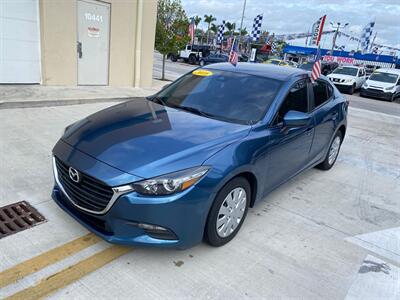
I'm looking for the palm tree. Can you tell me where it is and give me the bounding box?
[193,16,202,43]
[209,23,218,43]
[240,28,247,36]
[204,14,216,44]
[225,22,235,35]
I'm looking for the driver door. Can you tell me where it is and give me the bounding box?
[264,79,314,193]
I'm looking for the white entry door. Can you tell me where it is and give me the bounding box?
[77,0,110,85]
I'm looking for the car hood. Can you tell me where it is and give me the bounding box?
[366,79,397,89]
[328,74,356,80]
[62,98,250,178]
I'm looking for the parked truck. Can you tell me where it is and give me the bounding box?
[168,44,212,65]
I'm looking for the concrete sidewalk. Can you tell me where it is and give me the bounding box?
[0,79,169,109]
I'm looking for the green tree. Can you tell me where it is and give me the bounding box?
[225,22,235,35]
[204,14,217,44]
[155,0,189,80]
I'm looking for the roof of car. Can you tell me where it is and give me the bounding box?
[374,68,400,75]
[204,62,306,81]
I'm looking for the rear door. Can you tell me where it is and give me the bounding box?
[309,79,337,161]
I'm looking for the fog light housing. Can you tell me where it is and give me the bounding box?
[127,222,178,240]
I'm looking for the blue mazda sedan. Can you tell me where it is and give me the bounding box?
[52,63,348,249]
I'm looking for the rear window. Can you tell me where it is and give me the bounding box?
[369,72,398,84]
[155,69,282,124]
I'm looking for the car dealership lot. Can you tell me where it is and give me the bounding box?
[0,96,399,299]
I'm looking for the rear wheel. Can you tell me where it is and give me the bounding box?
[317,130,343,170]
[205,177,250,247]
[170,54,177,62]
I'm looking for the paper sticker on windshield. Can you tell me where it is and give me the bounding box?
[192,70,213,77]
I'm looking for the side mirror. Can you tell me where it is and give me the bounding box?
[283,110,311,128]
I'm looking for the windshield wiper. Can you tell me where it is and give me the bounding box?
[175,105,217,118]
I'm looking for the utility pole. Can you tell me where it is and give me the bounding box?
[238,0,247,50]
[330,22,349,53]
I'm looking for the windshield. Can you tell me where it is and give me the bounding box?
[369,72,398,84]
[299,63,313,71]
[153,69,282,124]
[333,67,358,76]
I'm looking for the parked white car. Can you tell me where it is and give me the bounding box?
[360,68,400,102]
[327,66,367,94]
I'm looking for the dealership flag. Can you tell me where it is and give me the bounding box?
[251,14,263,42]
[217,20,225,44]
[309,15,326,46]
[228,37,239,66]
[360,21,375,53]
[311,46,322,82]
[188,17,195,44]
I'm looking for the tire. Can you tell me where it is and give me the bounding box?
[170,55,177,62]
[199,60,205,66]
[188,55,197,65]
[348,84,355,95]
[317,130,343,170]
[389,94,395,102]
[205,177,250,247]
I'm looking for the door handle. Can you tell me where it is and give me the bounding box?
[330,112,338,120]
[77,41,82,59]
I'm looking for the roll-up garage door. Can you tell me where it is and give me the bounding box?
[0,0,41,83]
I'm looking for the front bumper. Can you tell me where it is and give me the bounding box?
[52,183,214,249]
[51,140,217,249]
[360,88,394,100]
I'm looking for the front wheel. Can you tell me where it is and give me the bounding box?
[317,131,343,170]
[348,84,355,95]
[199,60,205,66]
[205,177,250,247]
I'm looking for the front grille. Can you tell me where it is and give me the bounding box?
[55,157,114,213]
[367,88,383,93]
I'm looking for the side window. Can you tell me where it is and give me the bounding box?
[313,80,331,108]
[274,80,309,125]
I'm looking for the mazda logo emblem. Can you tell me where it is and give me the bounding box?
[68,167,80,183]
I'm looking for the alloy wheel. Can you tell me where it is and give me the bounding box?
[328,136,341,165]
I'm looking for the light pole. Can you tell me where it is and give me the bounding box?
[238,0,247,50]
[330,22,349,53]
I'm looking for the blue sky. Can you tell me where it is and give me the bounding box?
[181,0,400,54]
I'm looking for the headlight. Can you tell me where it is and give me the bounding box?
[345,79,353,83]
[385,85,395,91]
[362,83,369,89]
[132,166,210,195]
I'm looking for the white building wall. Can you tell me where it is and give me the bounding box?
[0,0,41,83]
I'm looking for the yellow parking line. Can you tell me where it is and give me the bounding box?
[6,245,131,300]
[0,233,101,289]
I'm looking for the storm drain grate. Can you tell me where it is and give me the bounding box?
[0,201,46,239]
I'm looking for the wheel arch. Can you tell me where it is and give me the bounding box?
[338,124,346,140]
